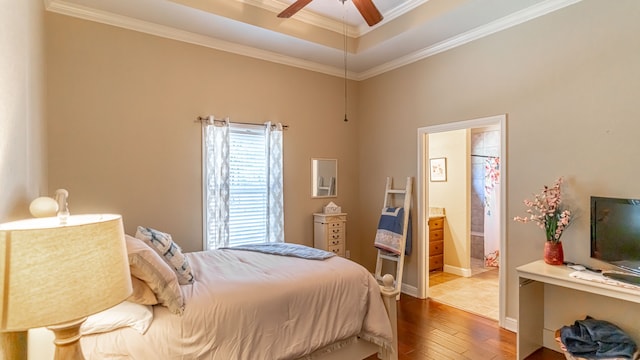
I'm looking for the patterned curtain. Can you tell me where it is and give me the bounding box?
[484,156,500,268]
[484,157,500,215]
[265,122,284,243]
[203,118,230,249]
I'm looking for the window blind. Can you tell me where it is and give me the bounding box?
[227,125,268,246]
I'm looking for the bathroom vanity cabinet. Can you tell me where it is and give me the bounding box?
[428,216,444,271]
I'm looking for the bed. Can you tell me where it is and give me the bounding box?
[80,231,399,360]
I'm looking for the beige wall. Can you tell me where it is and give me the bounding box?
[0,0,46,220]
[1,0,51,358]
[44,13,364,259]
[429,129,470,271]
[357,0,640,322]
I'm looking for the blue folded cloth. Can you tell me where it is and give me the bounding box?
[560,316,638,359]
[374,207,412,255]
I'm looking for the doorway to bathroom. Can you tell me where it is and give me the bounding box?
[416,114,506,326]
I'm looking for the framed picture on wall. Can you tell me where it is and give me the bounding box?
[429,157,447,182]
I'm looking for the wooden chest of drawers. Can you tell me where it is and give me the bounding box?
[313,213,347,257]
[428,216,444,271]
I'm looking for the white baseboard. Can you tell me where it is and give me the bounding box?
[503,316,518,333]
[401,282,418,298]
[443,264,472,277]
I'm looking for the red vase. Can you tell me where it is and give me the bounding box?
[544,241,564,265]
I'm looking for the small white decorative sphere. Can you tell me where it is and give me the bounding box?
[382,274,395,290]
[29,197,58,217]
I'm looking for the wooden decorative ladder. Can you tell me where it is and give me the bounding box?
[374,177,413,299]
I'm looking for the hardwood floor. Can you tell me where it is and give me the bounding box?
[368,295,566,360]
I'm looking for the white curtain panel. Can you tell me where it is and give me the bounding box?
[204,119,230,250]
[266,122,284,244]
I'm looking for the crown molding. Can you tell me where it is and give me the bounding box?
[356,0,583,80]
[46,0,583,81]
[45,0,355,79]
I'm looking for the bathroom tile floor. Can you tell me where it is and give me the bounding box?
[429,260,499,320]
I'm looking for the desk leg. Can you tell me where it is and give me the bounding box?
[518,278,544,360]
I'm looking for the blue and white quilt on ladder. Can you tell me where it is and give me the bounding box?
[374,207,412,255]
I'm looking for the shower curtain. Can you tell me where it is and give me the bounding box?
[484,157,500,268]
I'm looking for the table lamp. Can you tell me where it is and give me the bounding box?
[0,214,132,359]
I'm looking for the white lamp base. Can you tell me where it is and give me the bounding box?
[47,318,86,360]
[0,330,27,360]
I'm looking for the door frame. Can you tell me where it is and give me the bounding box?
[416,114,507,327]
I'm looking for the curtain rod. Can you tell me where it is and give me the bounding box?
[471,154,499,158]
[195,116,289,130]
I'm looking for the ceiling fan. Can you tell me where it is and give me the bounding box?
[277,0,383,27]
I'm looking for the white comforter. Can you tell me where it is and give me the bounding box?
[81,248,393,359]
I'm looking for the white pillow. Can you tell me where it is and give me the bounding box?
[81,301,153,336]
[125,235,184,315]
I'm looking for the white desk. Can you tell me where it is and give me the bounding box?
[516,260,640,359]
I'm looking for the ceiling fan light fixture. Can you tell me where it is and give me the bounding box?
[276,0,384,123]
[277,0,383,27]
[277,0,313,18]
[352,0,383,26]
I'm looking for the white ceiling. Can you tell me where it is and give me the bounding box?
[44,0,582,80]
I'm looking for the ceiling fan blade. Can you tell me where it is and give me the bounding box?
[352,0,383,26]
[277,0,314,18]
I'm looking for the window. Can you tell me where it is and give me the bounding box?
[228,126,268,246]
[203,121,283,250]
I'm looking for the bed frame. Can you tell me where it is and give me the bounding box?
[301,274,399,360]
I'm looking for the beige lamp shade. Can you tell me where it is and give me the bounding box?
[0,214,132,331]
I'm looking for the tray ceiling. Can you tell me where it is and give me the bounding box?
[45,0,582,80]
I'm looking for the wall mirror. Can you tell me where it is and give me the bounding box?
[311,158,337,198]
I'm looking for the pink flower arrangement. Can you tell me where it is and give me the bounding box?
[513,177,572,243]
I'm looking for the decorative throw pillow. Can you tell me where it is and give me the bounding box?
[81,301,153,335]
[135,226,195,285]
[127,276,158,306]
[125,235,184,315]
